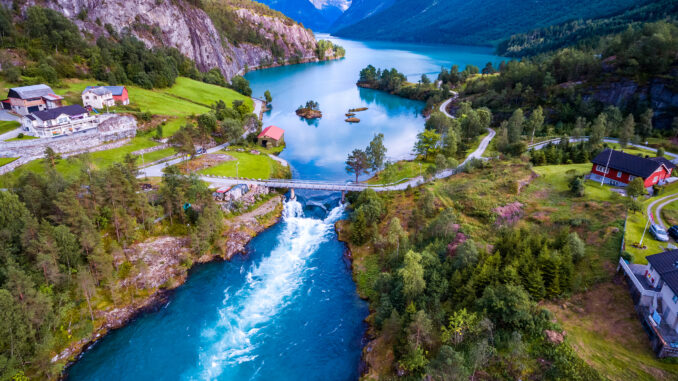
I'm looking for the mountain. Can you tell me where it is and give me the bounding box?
[333,0,646,45]
[498,0,678,56]
[254,0,338,31]
[329,0,394,32]
[1,0,323,79]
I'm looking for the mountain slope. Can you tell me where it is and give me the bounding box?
[2,0,322,79]
[497,0,678,56]
[254,0,333,31]
[330,0,394,32]
[333,0,645,45]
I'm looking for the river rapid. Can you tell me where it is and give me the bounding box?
[66,36,502,380]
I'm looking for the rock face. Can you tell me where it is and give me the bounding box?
[584,76,678,130]
[5,0,319,79]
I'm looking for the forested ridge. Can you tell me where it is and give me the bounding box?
[497,0,678,57]
[333,0,642,45]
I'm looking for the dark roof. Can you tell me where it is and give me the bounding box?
[31,105,88,122]
[648,156,677,170]
[591,149,671,178]
[8,84,55,100]
[647,250,678,296]
[85,86,125,96]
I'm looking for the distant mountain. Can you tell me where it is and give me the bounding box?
[498,0,678,56]
[255,0,347,31]
[333,0,646,45]
[329,0,394,32]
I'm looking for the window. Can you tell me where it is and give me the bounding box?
[673,295,678,304]
[617,171,622,178]
[654,177,659,184]
[596,165,609,174]
[629,175,635,181]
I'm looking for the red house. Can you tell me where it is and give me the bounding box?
[590,149,676,187]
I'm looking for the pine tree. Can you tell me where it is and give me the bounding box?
[619,114,635,148]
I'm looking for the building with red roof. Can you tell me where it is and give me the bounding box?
[257,125,285,148]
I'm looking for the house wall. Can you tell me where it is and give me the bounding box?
[83,92,114,109]
[113,88,130,105]
[644,167,671,187]
[660,284,678,330]
[590,164,635,185]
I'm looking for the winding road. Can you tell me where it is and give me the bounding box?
[648,193,678,229]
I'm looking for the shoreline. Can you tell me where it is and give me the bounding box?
[58,195,285,378]
[237,55,345,77]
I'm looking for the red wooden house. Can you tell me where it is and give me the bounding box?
[590,148,676,187]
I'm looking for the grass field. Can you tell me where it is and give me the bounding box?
[532,163,618,201]
[0,157,18,166]
[5,135,38,142]
[54,77,252,117]
[199,150,284,179]
[367,160,433,185]
[165,77,253,109]
[0,137,176,186]
[548,282,678,381]
[0,120,20,135]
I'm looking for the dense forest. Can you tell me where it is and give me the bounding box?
[497,0,678,56]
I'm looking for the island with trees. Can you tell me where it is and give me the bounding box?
[296,100,323,119]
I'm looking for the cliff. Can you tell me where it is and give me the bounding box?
[4,0,320,79]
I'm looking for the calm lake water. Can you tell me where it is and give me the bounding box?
[66,37,502,381]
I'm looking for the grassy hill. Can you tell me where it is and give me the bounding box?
[334,0,646,46]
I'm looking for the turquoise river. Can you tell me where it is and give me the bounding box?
[65,36,502,380]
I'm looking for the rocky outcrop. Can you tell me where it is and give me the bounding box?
[584,76,678,130]
[6,0,320,79]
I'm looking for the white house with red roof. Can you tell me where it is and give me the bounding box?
[257,125,285,148]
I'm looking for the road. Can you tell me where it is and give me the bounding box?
[438,92,458,118]
[648,193,678,229]
[528,137,678,162]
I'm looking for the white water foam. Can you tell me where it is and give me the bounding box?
[186,200,345,380]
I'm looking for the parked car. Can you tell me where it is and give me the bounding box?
[650,224,670,242]
[196,147,206,154]
[668,225,678,241]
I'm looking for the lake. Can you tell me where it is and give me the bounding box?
[65,36,502,380]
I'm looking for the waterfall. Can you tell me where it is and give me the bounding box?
[188,199,345,380]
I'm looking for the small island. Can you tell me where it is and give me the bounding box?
[296,100,322,119]
[349,107,368,112]
[345,112,356,117]
[345,117,360,123]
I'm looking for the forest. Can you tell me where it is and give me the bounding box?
[497,0,678,57]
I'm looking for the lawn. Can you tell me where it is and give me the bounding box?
[532,163,617,201]
[0,137,176,186]
[5,135,38,142]
[0,120,20,135]
[0,157,18,167]
[199,150,284,179]
[160,117,188,138]
[548,282,678,381]
[604,143,657,157]
[367,160,433,185]
[165,77,252,110]
[53,77,251,117]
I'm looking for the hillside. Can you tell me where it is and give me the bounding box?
[0,0,322,79]
[329,0,394,32]
[333,0,645,45]
[497,0,678,56]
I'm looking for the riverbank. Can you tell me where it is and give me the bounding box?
[237,54,345,77]
[57,195,284,375]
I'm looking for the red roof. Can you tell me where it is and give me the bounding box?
[258,125,284,140]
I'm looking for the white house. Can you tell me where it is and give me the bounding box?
[22,105,98,137]
[81,87,115,110]
[618,250,678,357]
